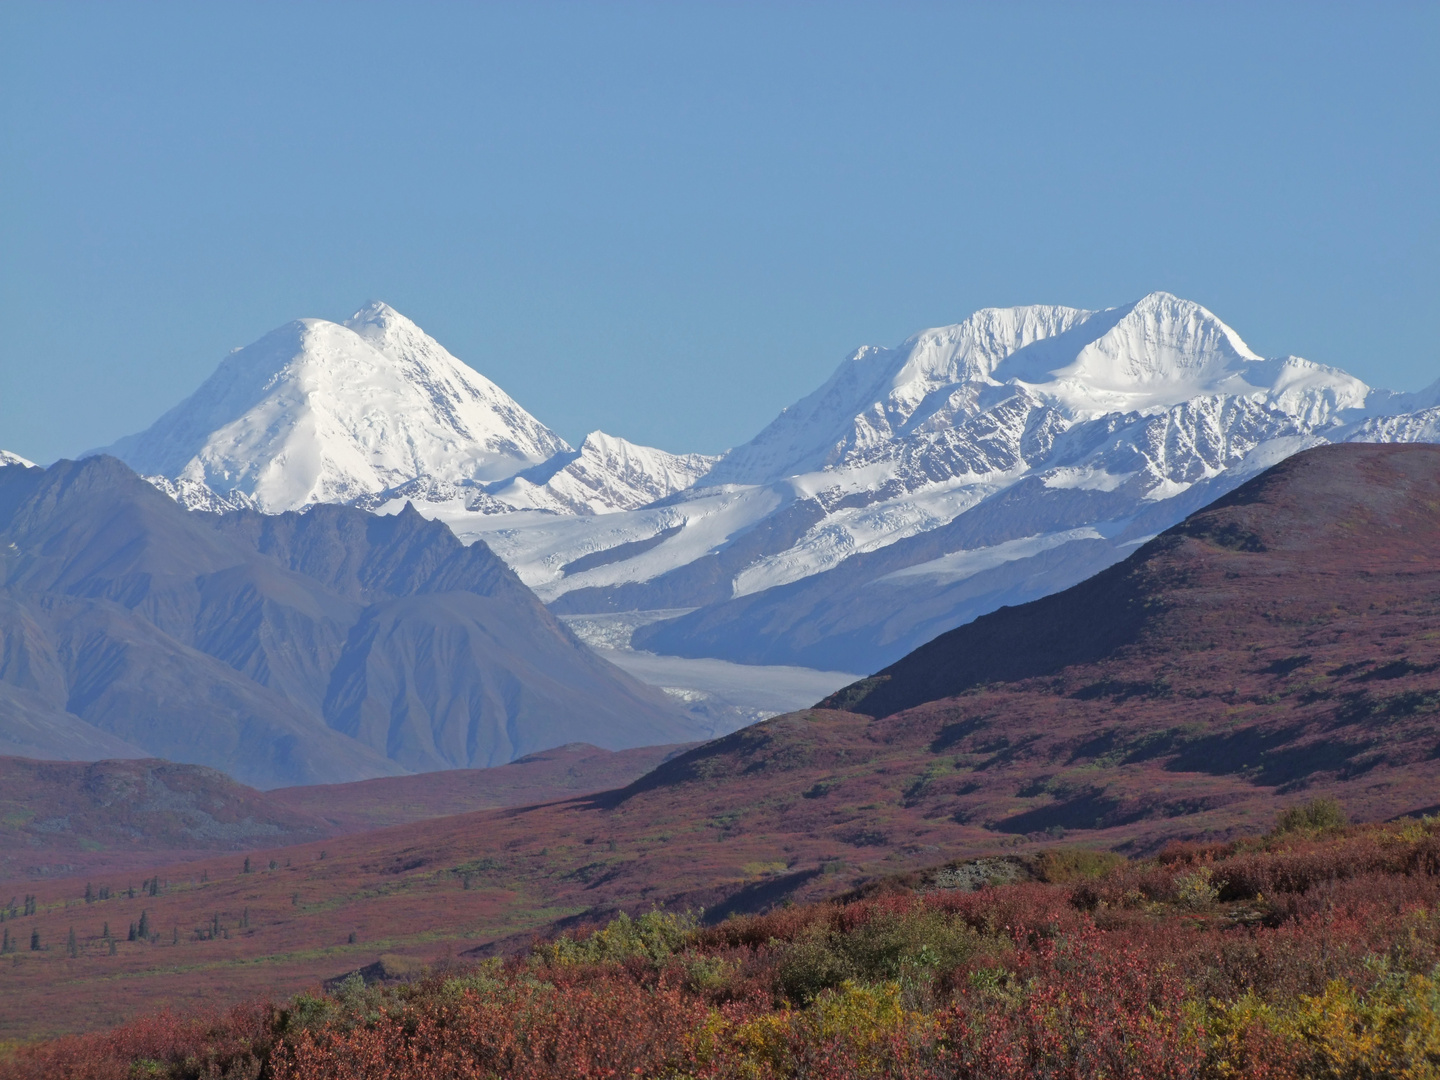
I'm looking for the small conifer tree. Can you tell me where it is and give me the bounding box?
[66,927,77,958]
[128,922,137,942]
[30,929,40,951]
[243,857,251,874]
[85,883,94,903]
[137,910,149,939]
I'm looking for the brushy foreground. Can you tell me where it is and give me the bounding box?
[4,807,1440,1079]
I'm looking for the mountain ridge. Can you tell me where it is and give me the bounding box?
[0,455,700,786]
[101,292,1440,674]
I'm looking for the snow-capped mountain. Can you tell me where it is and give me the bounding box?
[415,292,1440,672]
[103,302,571,512]
[0,451,36,468]
[107,303,719,519]
[707,292,1368,494]
[480,431,718,515]
[114,292,1440,675]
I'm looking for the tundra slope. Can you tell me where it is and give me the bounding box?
[5,443,1439,1040]
[0,742,692,885]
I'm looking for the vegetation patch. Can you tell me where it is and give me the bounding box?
[8,813,1440,1079]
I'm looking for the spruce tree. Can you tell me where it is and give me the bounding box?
[85,883,94,904]
[128,922,137,942]
[66,927,77,958]
[102,922,110,940]
[2,927,9,953]
[243,857,251,874]
[29,929,40,951]
[137,910,149,939]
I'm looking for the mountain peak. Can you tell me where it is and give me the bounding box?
[342,300,428,353]
[103,305,570,512]
[348,298,404,323]
[997,291,1269,416]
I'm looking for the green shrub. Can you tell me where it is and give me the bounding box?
[532,909,696,968]
[775,903,994,1005]
[1274,797,1348,835]
[1032,847,1126,883]
[1175,866,1219,910]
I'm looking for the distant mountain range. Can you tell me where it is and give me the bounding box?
[0,457,700,787]
[87,293,1440,676]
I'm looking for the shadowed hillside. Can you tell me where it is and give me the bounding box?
[822,441,1440,721]
[0,457,693,786]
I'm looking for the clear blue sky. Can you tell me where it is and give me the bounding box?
[2,2,1436,463]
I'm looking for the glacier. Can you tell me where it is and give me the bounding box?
[104,291,1440,674]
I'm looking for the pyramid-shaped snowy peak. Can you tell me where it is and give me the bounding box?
[103,303,570,512]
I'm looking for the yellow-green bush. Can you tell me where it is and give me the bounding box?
[1274,797,1349,836]
[1204,965,1440,1078]
[1033,847,1126,883]
[718,980,931,1077]
[531,909,697,968]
